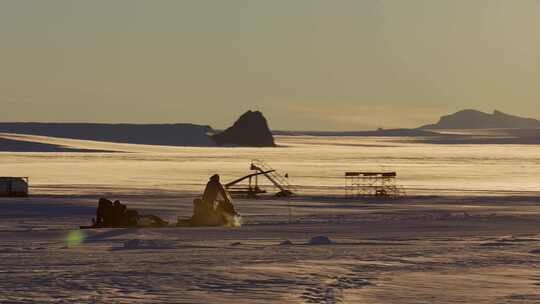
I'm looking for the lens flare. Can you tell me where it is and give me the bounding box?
[65,230,86,247]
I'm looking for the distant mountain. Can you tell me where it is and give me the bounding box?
[212,110,276,147]
[0,123,215,146]
[0,111,277,148]
[0,137,113,152]
[420,110,540,129]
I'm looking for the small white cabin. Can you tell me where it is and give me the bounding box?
[0,177,29,197]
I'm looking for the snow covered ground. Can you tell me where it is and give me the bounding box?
[1,194,540,303]
[1,135,540,303]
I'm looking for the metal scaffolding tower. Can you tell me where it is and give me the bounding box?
[345,171,405,197]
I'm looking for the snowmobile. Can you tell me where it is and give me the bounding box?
[177,174,242,227]
[80,175,241,229]
[80,198,169,229]
[176,196,241,227]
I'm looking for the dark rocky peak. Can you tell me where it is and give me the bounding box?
[211,110,276,147]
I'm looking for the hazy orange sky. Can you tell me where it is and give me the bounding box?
[1,1,539,130]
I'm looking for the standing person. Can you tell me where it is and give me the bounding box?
[202,174,231,206]
[203,174,239,223]
[95,198,113,225]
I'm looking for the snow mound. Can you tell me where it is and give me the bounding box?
[122,239,174,250]
[308,235,333,245]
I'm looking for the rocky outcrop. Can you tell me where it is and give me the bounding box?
[211,110,275,147]
[420,109,540,129]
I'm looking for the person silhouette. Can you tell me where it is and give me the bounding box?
[202,174,231,206]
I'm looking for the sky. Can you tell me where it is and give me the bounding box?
[0,0,539,131]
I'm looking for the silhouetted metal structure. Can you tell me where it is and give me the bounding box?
[345,171,404,197]
[225,159,295,197]
[0,177,29,197]
[225,170,271,197]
